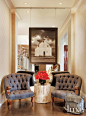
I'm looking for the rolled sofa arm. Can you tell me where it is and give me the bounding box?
[6,86,11,95]
[75,86,79,95]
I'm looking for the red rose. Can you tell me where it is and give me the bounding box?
[35,71,50,80]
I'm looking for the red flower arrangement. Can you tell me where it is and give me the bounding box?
[35,71,50,80]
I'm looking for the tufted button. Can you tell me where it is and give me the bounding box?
[18,80,20,82]
[58,80,60,83]
[65,81,67,83]
[12,86,14,88]
[11,75,13,77]
[70,81,71,83]
[60,76,61,78]
[24,75,26,76]
[59,86,61,89]
[71,85,73,88]
[72,76,74,78]
[7,76,9,78]
[67,85,69,88]
[14,81,16,83]
[74,81,75,84]
[68,76,70,78]
[63,75,65,77]
[10,81,11,83]
[77,77,78,79]
[15,75,17,77]
[22,79,24,82]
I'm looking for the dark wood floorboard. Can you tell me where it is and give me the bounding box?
[0,98,86,116]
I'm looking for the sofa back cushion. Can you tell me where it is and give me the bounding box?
[4,73,32,92]
[55,74,82,91]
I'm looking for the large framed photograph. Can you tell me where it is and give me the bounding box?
[29,28,58,64]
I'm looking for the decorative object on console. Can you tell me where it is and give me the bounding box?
[51,63,60,72]
[29,28,58,64]
[35,71,50,85]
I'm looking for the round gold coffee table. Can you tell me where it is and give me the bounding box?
[34,83,51,103]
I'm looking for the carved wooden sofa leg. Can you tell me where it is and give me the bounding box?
[19,99,21,102]
[64,99,65,106]
[51,96,54,106]
[7,100,11,109]
[31,96,34,107]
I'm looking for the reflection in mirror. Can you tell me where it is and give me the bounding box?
[16,8,70,80]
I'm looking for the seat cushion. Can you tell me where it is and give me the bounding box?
[51,90,75,99]
[7,90,34,100]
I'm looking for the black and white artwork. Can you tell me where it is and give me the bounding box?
[29,28,58,64]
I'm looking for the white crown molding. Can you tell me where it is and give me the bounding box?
[71,0,83,14]
[11,9,22,21]
[15,12,22,21]
[5,0,21,21]
[5,0,14,9]
[58,12,71,38]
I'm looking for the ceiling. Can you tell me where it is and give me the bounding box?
[16,9,70,35]
[10,0,79,35]
[11,0,77,8]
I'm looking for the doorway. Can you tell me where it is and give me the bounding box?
[60,31,68,71]
[43,51,45,56]
[64,45,68,71]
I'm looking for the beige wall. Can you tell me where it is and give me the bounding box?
[74,0,86,94]
[0,0,11,93]
[59,0,86,95]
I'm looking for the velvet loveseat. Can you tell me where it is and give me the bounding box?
[4,73,34,109]
[51,73,82,105]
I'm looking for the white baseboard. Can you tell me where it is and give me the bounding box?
[80,91,86,108]
[0,91,7,106]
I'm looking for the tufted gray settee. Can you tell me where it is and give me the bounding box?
[51,74,82,105]
[4,73,34,109]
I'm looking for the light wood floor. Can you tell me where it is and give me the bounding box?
[0,98,86,116]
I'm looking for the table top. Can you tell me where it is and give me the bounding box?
[34,83,50,87]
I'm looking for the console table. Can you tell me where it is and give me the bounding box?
[34,83,51,103]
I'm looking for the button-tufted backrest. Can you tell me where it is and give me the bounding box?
[55,74,82,92]
[4,73,32,92]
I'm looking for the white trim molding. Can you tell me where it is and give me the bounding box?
[71,0,83,14]
[0,91,7,106]
[80,91,86,108]
[58,12,71,39]
[5,0,14,9]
